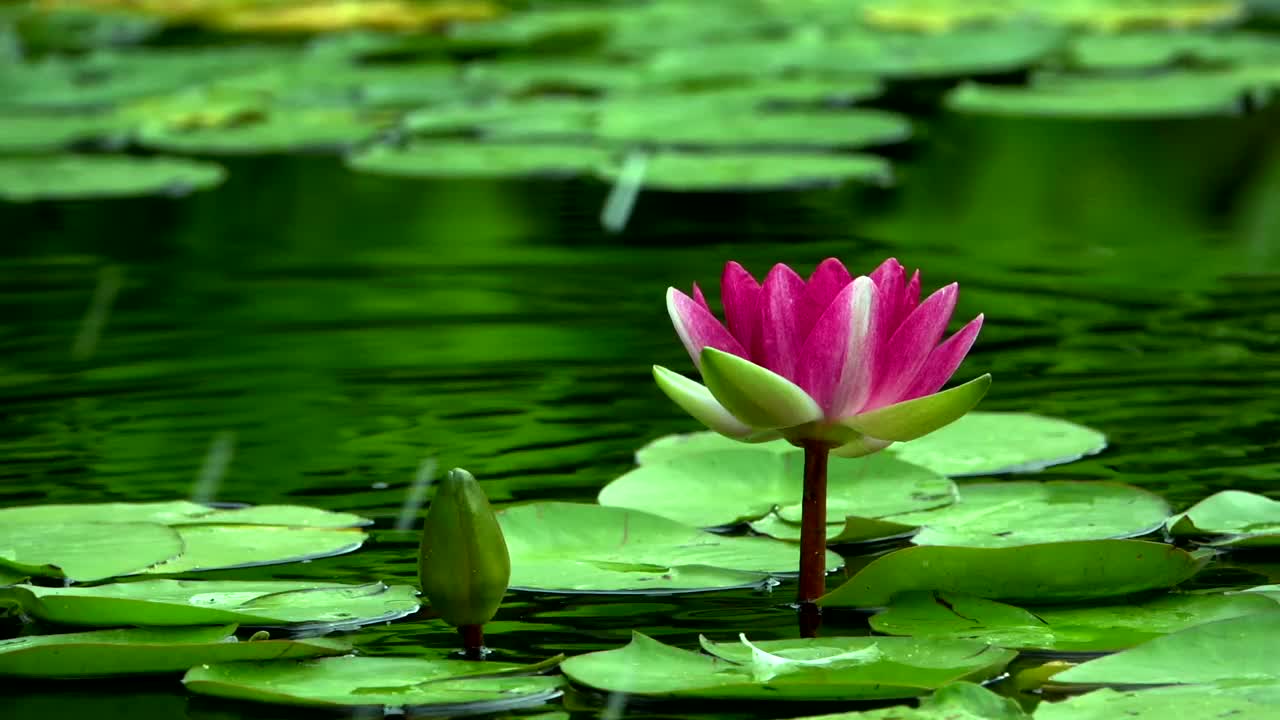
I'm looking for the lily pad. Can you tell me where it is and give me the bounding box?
[596,150,893,191]
[183,654,564,710]
[498,502,842,593]
[858,0,1245,32]
[887,412,1107,476]
[0,112,129,152]
[595,103,911,149]
[1168,490,1280,547]
[141,525,367,575]
[869,590,1280,652]
[0,500,369,528]
[635,413,1107,477]
[1,579,419,629]
[348,141,610,179]
[0,624,349,678]
[0,522,183,582]
[1036,682,1280,720]
[1051,612,1280,685]
[820,540,1207,607]
[559,631,1015,701]
[137,109,386,154]
[599,450,954,530]
[1070,31,1280,71]
[946,71,1262,119]
[785,682,1029,720]
[0,153,226,201]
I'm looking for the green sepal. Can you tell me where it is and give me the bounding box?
[652,365,754,439]
[841,374,992,442]
[699,348,823,430]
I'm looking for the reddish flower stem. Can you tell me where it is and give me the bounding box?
[797,441,829,637]
[459,624,486,660]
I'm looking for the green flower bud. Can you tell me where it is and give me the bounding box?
[418,468,511,628]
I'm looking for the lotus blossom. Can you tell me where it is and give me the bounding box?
[653,257,990,457]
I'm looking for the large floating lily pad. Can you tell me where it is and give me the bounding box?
[600,449,954,530]
[0,624,349,678]
[498,502,841,593]
[786,682,1029,720]
[636,413,1106,477]
[0,500,369,528]
[946,71,1262,119]
[869,590,1279,652]
[0,153,226,201]
[1,579,419,629]
[595,103,911,149]
[560,632,1014,701]
[137,109,385,154]
[1070,31,1280,71]
[820,540,1207,607]
[348,141,609,179]
[1052,612,1280,686]
[0,522,183,583]
[0,501,369,581]
[597,150,893,191]
[1168,490,1280,547]
[1036,682,1280,720]
[183,654,564,710]
[0,112,130,152]
[887,412,1107,476]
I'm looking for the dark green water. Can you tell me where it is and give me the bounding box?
[4,109,1280,717]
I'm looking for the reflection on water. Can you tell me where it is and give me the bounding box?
[2,109,1280,717]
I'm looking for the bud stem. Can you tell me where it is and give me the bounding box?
[797,441,829,637]
[459,624,486,659]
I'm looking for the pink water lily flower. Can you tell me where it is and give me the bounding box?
[653,257,990,457]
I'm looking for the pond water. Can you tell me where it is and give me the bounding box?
[4,105,1280,718]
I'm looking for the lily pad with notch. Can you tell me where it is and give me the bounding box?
[498,502,842,593]
[600,449,954,531]
[1050,611,1280,686]
[559,631,1015,701]
[183,653,565,710]
[0,624,349,678]
[869,590,1280,652]
[820,540,1208,607]
[0,579,419,629]
[1167,490,1280,548]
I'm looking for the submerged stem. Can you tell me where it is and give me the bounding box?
[460,624,486,660]
[797,441,830,637]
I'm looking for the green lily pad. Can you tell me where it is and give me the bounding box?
[1036,682,1280,720]
[348,141,610,179]
[597,150,893,191]
[1168,490,1280,547]
[1051,612,1280,686]
[1070,31,1280,71]
[869,590,1280,652]
[887,412,1107,476]
[0,624,349,678]
[820,540,1207,607]
[142,525,367,575]
[595,103,911,149]
[0,154,226,201]
[857,0,1245,31]
[1,579,419,629]
[0,522,183,583]
[404,99,598,139]
[600,449,954,530]
[498,502,842,593]
[0,501,369,581]
[137,109,386,154]
[0,500,368,528]
[559,631,1014,701]
[636,413,1107,477]
[785,682,1029,720]
[946,71,1265,119]
[0,112,130,152]
[183,654,564,710]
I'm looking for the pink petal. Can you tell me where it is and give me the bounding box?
[902,314,984,400]
[795,276,877,418]
[798,258,852,342]
[758,263,806,380]
[721,261,762,358]
[667,288,747,371]
[691,282,711,312]
[869,258,904,336]
[863,282,959,410]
